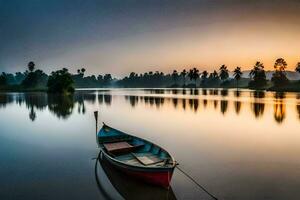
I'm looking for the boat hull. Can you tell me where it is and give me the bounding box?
[100,150,175,188]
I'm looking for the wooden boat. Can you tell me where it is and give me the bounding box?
[97,123,176,188]
[95,154,177,200]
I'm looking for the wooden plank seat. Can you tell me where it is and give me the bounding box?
[103,141,143,154]
[131,152,165,166]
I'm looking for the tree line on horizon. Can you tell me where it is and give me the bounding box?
[0,89,297,123]
[0,58,300,92]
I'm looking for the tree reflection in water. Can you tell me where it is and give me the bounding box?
[234,90,241,97]
[252,102,265,118]
[172,98,178,108]
[213,89,218,95]
[213,100,218,109]
[221,89,228,97]
[273,92,286,124]
[297,94,300,120]
[2,90,299,123]
[24,93,47,121]
[220,89,228,115]
[297,104,300,120]
[203,99,208,108]
[48,94,74,119]
[251,91,265,118]
[182,98,186,110]
[220,100,228,115]
[98,94,112,106]
[234,90,242,114]
[234,101,241,114]
[0,93,14,108]
[188,98,199,112]
[125,96,139,107]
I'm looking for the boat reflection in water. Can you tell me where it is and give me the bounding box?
[95,152,177,200]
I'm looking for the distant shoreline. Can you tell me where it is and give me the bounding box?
[1,85,300,93]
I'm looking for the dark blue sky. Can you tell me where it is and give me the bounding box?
[1,0,300,75]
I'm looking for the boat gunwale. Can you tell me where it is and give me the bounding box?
[97,123,176,170]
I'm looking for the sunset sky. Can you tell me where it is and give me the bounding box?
[1,0,300,76]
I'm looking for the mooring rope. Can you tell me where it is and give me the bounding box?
[176,165,218,200]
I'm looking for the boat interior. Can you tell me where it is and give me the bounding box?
[98,125,174,167]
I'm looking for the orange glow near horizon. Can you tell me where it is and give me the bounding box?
[4,0,300,76]
[54,19,300,76]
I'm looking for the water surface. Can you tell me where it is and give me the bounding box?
[0,89,300,200]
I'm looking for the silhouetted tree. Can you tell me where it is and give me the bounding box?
[249,61,267,88]
[233,66,243,88]
[103,74,112,85]
[15,72,26,84]
[0,73,7,86]
[274,58,287,71]
[81,68,86,74]
[271,58,289,87]
[47,68,74,93]
[22,62,48,88]
[180,69,187,86]
[206,70,219,86]
[28,61,35,72]
[201,70,208,86]
[219,65,229,82]
[188,69,193,85]
[171,70,179,85]
[188,68,200,87]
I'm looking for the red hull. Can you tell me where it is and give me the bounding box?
[121,168,174,188]
[103,154,174,188]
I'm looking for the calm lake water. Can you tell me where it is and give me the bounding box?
[0,88,300,200]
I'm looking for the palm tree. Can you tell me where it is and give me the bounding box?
[219,64,229,82]
[201,70,208,79]
[28,61,35,72]
[171,70,179,85]
[188,68,200,87]
[212,70,219,79]
[193,68,200,86]
[180,69,187,86]
[249,62,264,79]
[272,58,289,86]
[248,61,267,88]
[233,67,243,89]
[188,69,193,85]
[201,70,208,86]
[274,58,287,72]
